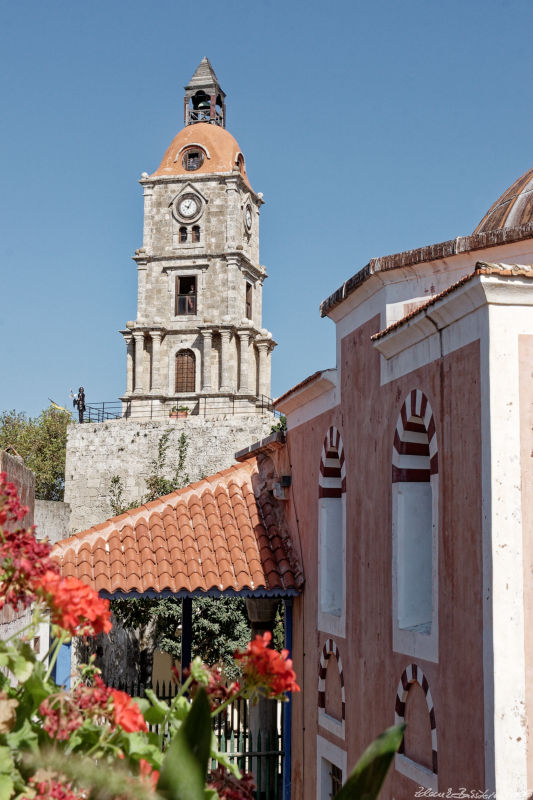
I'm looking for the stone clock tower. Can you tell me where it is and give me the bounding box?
[121,57,276,418]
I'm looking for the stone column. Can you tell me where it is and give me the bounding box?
[224,179,239,249]
[237,328,251,394]
[255,336,271,399]
[124,334,134,394]
[133,331,145,393]
[136,258,148,323]
[150,330,162,393]
[219,328,232,392]
[200,329,213,392]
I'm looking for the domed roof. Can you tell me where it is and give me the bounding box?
[150,122,252,190]
[474,168,533,234]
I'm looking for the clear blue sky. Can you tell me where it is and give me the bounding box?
[2,0,532,417]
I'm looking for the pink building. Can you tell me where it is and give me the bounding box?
[272,169,533,798]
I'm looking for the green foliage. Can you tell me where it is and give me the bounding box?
[108,430,190,516]
[145,431,189,501]
[111,596,251,680]
[334,723,405,800]
[270,415,286,434]
[0,407,72,500]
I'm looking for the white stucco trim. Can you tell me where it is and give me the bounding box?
[318,709,345,739]
[394,753,438,791]
[373,274,533,384]
[482,304,533,796]
[316,735,347,800]
[276,370,338,431]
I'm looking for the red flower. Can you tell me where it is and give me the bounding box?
[22,776,85,800]
[139,758,160,791]
[110,689,147,733]
[40,677,113,740]
[186,663,241,711]
[37,570,112,637]
[208,766,255,800]
[0,473,29,527]
[235,631,300,699]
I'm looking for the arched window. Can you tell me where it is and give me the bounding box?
[394,664,438,789]
[192,225,200,243]
[175,350,195,393]
[392,390,438,654]
[179,226,188,243]
[318,427,346,636]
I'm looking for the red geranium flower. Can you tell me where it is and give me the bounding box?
[110,689,147,733]
[37,570,112,637]
[235,631,300,699]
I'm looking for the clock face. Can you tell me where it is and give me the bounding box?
[245,206,252,231]
[178,195,199,218]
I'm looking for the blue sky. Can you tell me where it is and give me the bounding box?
[2,0,533,417]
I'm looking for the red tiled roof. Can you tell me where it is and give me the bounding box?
[52,460,302,598]
[371,261,533,341]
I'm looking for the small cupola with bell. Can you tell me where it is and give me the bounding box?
[184,57,226,128]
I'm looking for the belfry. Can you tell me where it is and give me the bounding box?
[120,57,276,418]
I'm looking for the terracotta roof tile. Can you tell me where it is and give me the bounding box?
[53,460,303,597]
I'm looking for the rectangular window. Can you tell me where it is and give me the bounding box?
[175,276,197,316]
[245,282,252,319]
[330,764,343,797]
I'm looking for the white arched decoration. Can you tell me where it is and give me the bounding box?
[394,663,438,790]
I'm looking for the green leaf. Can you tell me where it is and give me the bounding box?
[11,653,34,682]
[157,689,212,800]
[0,747,13,775]
[334,724,405,800]
[0,775,14,800]
[143,705,167,725]
[144,688,170,716]
[210,744,241,779]
[6,718,39,753]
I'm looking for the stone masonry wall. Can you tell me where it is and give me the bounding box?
[35,500,72,544]
[64,414,274,533]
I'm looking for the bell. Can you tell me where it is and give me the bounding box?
[197,100,210,109]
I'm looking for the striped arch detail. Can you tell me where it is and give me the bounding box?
[317,639,346,721]
[318,426,346,498]
[392,389,438,483]
[394,664,438,775]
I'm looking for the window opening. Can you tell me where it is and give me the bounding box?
[179,227,188,243]
[182,149,204,171]
[192,225,201,243]
[393,390,437,633]
[245,282,252,319]
[175,350,195,393]
[175,276,197,316]
[330,764,342,798]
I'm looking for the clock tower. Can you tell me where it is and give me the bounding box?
[121,57,276,418]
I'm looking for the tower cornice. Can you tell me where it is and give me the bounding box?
[139,171,264,204]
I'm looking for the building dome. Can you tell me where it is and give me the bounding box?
[474,168,533,234]
[150,122,252,190]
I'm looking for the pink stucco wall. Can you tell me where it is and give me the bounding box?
[282,317,484,798]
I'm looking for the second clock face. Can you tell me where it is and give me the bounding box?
[245,206,252,231]
[178,195,199,218]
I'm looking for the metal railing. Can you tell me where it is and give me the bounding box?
[107,678,284,799]
[81,396,279,423]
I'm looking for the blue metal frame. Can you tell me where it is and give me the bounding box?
[282,598,293,800]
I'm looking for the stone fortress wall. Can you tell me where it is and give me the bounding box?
[64,414,274,534]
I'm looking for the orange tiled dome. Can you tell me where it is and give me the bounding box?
[151,122,252,190]
[474,168,533,234]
